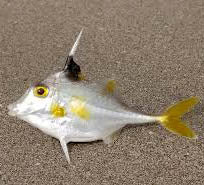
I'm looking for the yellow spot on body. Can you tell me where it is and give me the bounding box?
[50,103,66,118]
[105,80,116,94]
[70,96,90,120]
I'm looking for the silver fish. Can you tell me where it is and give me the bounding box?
[8,30,198,163]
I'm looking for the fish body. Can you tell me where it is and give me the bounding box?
[8,30,199,163]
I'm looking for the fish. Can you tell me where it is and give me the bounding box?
[8,30,199,163]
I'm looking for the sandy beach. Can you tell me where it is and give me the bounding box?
[1,0,204,184]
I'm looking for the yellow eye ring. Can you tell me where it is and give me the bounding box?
[33,86,49,98]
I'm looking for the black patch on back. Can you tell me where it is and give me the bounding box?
[63,56,81,81]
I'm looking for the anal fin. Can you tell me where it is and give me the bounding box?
[103,129,122,146]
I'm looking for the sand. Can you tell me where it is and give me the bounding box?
[1,0,204,184]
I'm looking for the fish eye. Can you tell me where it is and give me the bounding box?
[33,85,49,98]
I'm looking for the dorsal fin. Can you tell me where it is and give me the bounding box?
[63,29,83,81]
[69,29,83,57]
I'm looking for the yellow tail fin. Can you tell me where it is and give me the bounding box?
[158,97,199,139]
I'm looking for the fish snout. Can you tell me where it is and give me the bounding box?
[8,103,18,116]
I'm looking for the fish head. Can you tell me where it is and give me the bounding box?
[7,72,70,136]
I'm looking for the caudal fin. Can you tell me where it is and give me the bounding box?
[157,97,199,139]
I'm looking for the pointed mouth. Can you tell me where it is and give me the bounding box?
[8,103,18,116]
